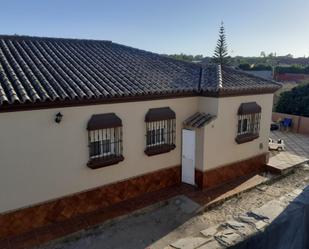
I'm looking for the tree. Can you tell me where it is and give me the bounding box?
[212,22,229,65]
[238,63,251,70]
[276,84,309,117]
[168,53,194,62]
[260,51,266,57]
[194,55,204,61]
[238,63,272,71]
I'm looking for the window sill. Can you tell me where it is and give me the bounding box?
[235,133,259,144]
[144,144,176,156]
[87,155,124,169]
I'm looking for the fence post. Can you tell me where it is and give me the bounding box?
[297,115,301,133]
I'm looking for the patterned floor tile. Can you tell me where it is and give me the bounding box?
[268,131,309,173]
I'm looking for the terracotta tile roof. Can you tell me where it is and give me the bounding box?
[0,35,281,110]
[200,64,281,96]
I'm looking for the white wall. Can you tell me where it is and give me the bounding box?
[0,97,198,213]
[198,97,219,115]
[0,93,274,213]
[202,94,273,170]
[194,97,219,171]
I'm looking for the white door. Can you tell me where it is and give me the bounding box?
[182,129,195,185]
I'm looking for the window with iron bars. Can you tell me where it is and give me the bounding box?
[88,127,123,168]
[237,113,261,136]
[145,119,176,156]
[236,112,261,144]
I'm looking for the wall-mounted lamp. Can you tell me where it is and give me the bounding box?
[55,112,63,123]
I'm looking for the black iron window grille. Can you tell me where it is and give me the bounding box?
[146,120,175,147]
[89,129,120,158]
[236,102,261,144]
[87,113,124,169]
[237,113,261,136]
[145,118,176,156]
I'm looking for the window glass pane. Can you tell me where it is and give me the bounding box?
[161,128,165,143]
[242,119,248,132]
[89,127,121,159]
[90,141,101,157]
[237,111,261,137]
[151,130,156,144]
[146,120,173,147]
[238,119,242,134]
[146,130,151,145]
[102,139,111,154]
[155,126,159,144]
[146,130,156,146]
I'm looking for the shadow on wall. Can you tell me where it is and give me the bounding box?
[233,185,309,249]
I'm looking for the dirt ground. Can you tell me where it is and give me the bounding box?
[199,164,309,227]
[162,163,309,248]
[38,163,309,249]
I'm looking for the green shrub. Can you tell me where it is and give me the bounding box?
[275,65,309,74]
[238,63,251,70]
[276,84,309,117]
[238,63,272,71]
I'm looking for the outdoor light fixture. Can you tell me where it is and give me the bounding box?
[55,112,63,123]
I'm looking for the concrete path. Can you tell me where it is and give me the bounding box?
[38,196,201,249]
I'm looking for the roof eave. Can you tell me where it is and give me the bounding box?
[0,91,198,113]
[200,86,281,98]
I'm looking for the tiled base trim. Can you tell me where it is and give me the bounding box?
[0,165,181,239]
[195,153,268,189]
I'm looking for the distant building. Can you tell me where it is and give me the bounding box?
[277,57,309,67]
[274,73,309,83]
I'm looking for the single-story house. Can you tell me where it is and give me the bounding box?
[0,35,281,239]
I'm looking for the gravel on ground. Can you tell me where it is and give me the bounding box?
[163,163,309,249]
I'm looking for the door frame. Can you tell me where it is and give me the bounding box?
[181,128,196,186]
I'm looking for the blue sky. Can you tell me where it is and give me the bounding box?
[1,0,308,57]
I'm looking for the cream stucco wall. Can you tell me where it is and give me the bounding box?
[0,93,274,213]
[198,97,219,115]
[0,97,198,213]
[194,97,219,171]
[201,94,274,171]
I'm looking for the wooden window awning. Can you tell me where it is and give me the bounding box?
[87,113,122,130]
[145,107,176,122]
[237,102,261,115]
